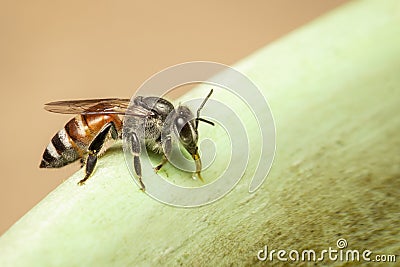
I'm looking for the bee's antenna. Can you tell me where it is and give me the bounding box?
[196,89,214,130]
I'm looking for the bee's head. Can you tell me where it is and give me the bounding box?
[174,106,198,155]
[173,90,214,180]
[174,89,214,155]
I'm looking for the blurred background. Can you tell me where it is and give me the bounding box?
[0,0,347,234]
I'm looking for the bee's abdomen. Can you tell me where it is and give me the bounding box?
[40,114,122,168]
[40,118,85,168]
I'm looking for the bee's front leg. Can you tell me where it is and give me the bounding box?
[154,136,172,172]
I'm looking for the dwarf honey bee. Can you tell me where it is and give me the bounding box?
[40,90,214,190]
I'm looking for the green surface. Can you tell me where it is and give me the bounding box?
[1,0,399,265]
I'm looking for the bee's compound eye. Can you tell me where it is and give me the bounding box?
[176,117,186,128]
[175,117,193,144]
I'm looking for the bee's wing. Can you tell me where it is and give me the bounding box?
[44,98,153,117]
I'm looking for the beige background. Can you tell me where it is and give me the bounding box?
[0,0,347,234]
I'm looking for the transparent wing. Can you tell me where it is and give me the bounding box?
[44,98,153,117]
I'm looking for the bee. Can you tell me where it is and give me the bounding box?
[40,90,214,190]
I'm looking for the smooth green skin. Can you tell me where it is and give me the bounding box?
[1,0,399,265]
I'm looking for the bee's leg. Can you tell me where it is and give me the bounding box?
[78,122,118,186]
[130,132,145,191]
[154,157,167,172]
[154,136,172,172]
[79,158,85,168]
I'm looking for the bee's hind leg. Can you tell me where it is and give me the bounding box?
[79,158,85,168]
[78,122,118,186]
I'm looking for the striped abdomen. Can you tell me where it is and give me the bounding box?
[40,114,122,168]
